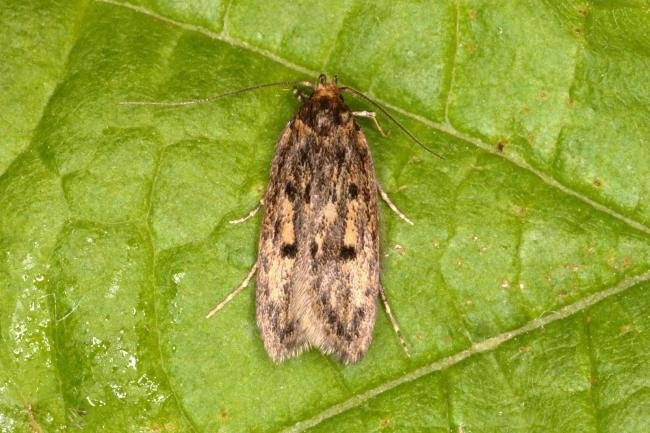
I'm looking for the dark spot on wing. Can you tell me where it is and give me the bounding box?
[281,243,297,258]
[304,183,311,203]
[340,245,356,260]
[363,185,371,203]
[279,322,294,342]
[348,183,358,199]
[300,140,310,164]
[285,182,296,201]
[352,309,365,333]
[268,302,280,329]
[358,145,368,157]
[310,241,318,258]
[336,148,346,168]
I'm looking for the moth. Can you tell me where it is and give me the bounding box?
[123,74,441,363]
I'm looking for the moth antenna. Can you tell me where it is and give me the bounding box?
[120,80,314,107]
[340,86,444,159]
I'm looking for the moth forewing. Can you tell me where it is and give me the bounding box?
[256,79,381,363]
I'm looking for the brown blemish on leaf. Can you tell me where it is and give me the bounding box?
[592,178,603,188]
[623,256,634,269]
[148,423,177,433]
[619,324,634,335]
[513,205,528,218]
[496,137,509,153]
[527,134,536,146]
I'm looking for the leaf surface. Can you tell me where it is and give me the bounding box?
[1,1,649,432]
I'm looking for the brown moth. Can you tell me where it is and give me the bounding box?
[123,74,440,363]
[256,75,383,363]
[216,75,424,364]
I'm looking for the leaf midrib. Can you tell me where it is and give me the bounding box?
[280,269,650,432]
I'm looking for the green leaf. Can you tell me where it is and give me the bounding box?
[1,1,649,432]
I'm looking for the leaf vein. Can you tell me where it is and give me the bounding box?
[94,0,650,237]
[279,269,650,432]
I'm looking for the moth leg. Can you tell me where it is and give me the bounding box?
[206,262,258,319]
[378,284,411,358]
[377,183,414,225]
[229,199,264,225]
[352,111,388,137]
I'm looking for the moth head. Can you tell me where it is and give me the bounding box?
[314,74,342,100]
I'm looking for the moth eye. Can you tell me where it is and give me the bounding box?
[339,95,344,102]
